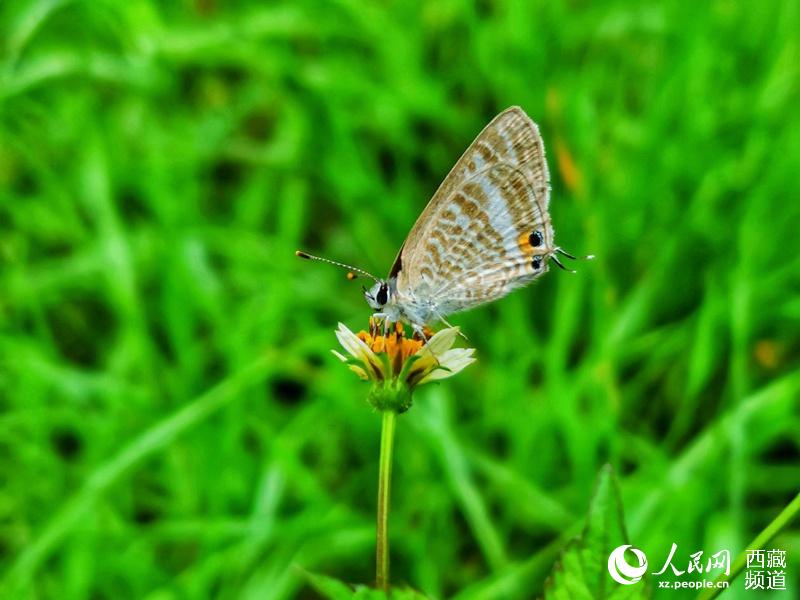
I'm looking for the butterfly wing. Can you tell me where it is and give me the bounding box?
[392,106,553,317]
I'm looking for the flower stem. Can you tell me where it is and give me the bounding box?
[697,491,800,600]
[376,409,397,591]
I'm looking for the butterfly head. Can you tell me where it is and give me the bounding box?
[364,280,391,309]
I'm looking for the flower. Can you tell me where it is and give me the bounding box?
[332,319,476,412]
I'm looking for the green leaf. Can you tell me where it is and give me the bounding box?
[354,588,430,599]
[303,571,429,599]
[543,465,649,600]
[305,572,358,600]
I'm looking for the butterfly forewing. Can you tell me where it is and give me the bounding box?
[395,106,553,314]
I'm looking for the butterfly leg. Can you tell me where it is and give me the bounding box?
[371,312,390,337]
[412,323,442,367]
[411,323,428,343]
[436,313,468,341]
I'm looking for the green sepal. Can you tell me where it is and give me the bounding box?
[367,379,413,413]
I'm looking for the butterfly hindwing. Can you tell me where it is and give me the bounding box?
[394,107,553,315]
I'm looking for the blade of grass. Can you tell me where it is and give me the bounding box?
[697,492,800,600]
[0,355,271,595]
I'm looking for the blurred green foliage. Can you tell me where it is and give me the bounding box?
[1,0,799,598]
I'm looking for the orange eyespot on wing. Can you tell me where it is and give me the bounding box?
[518,229,546,255]
[517,232,534,255]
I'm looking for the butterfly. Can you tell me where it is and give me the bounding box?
[297,106,590,337]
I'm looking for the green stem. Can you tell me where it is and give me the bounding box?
[697,491,800,600]
[376,409,397,591]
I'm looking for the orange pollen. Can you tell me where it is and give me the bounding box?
[356,319,433,375]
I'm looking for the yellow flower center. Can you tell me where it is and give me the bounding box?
[356,318,433,376]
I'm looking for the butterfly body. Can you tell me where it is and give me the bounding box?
[366,279,440,328]
[364,106,559,332]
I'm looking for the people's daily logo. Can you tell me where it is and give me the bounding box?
[607,543,786,591]
[607,545,648,585]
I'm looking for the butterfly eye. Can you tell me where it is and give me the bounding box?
[529,230,543,247]
[376,284,388,305]
[531,256,542,270]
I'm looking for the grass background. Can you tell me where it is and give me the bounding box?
[1,0,799,598]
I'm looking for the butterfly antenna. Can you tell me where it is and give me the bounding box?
[295,250,380,283]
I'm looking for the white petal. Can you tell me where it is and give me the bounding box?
[335,323,377,364]
[334,323,361,357]
[331,349,348,362]
[334,323,389,381]
[418,361,474,383]
[418,348,476,383]
[347,364,369,380]
[441,351,477,373]
[415,327,459,359]
[439,347,476,365]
